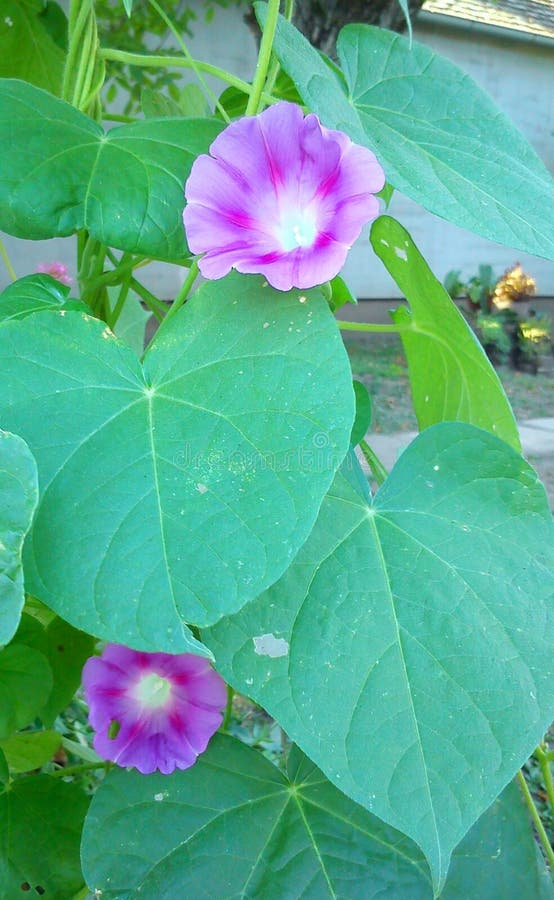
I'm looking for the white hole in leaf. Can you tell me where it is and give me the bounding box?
[252,633,289,658]
[394,246,408,261]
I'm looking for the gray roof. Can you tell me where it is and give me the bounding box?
[422,0,554,40]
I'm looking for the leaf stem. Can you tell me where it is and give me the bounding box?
[222,685,234,731]
[147,0,231,123]
[245,0,281,115]
[128,277,166,321]
[0,238,16,281]
[51,760,109,779]
[336,320,407,334]
[99,48,257,99]
[516,769,554,871]
[534,743,554,818]
[146,261,199,351]
[108,275,132,330]
[167,260,199,319]
[360,439,388,486]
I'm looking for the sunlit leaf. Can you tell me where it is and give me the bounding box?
[0,273,353,652]
[370,216,520,450]
[0,79,223,260]
[206,426,554,890]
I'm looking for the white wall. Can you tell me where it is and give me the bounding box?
[1,5,553,299]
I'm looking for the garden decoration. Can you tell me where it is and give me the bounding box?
[0,1,553,897]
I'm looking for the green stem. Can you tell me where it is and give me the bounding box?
[166,261,199,320]
[102,112,137,124]
[99,48,256,98]
[535,744,554,816]
[245,0,281,116]
[360,439,388,487]
[336,320,407,334]
[285,0,295,18]
[516,769,554,871]
[129,277,166,321]
[148,0,231,123]
[62,0,91,102]
[108,275,131,330]
[70,14,94,107]
[51,760,109,779]
[222,685,234,731]
[0,238,16,281]
[146,261,199,351]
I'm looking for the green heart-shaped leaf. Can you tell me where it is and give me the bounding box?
[0,644,53,739]
[370,216,520,450]
[0,431,39,645]
[0,775,89,896]
[0,0,65,94]
[37,617,95,727]
[0,273,354,652]
[205,425,554,890]
[0,729,61,773]
[0,79,223,260]
[0,273,77,323]
[81,734,554,898]
[255,5,554,260]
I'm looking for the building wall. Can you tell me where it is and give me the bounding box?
[1,4,553,299]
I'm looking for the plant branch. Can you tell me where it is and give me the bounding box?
[0,238,16,281]
[246,0,281,115]
[516,769,554,871]
[99,48,256,98]
[336,320,407,334]
[360,439,388,486]
[51,760,109,779]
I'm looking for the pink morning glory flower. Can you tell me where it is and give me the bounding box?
[36,261,72,285]
[183,101,385,291]
[82,644,226,775]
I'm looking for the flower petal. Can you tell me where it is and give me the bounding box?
[83,643,226,775]
[183,101,385,291]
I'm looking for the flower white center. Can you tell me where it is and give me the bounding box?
[278,209,317,252]
[134,672,172,709]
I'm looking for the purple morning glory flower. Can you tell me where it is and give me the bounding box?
[82,644,226,775]
[183,101,385,291]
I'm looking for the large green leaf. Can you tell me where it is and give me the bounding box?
[0,273,354,652]
[370,217,520,451]
[0,644,53,738]
[255,5,554,260]
[0,273,77,322]
[0,431,39,645]
[442,781,554,899]
[0,79,223,260]
[37,617,95,726]
[0,729,61,773]
[0,0,65,94]
[81,734,553,898]
[0,775,89,896]
[205,426,554,890]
